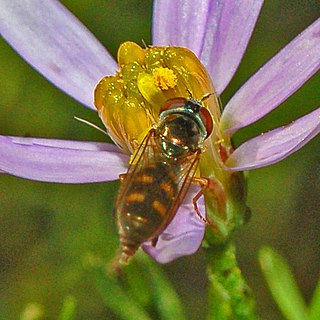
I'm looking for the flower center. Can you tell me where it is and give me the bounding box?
[152,67,177,90]
[94,41,222,155]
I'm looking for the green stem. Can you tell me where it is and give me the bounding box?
[205,242,258,320]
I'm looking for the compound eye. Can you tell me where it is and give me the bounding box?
[160,97,187,114]
[199,107,213,138]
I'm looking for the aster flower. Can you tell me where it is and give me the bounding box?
[0,0,319,265]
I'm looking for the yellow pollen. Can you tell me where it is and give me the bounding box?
[152,67,177,90]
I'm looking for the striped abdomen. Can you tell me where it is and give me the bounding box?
[116,161,179,262]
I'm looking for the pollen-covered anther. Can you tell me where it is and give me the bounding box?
[152,67,177,90]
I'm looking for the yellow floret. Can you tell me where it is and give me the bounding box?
[152,67,177,90]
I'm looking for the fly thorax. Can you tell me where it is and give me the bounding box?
[157,113,205,158]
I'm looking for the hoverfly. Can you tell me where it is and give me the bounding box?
[115,97,213,265]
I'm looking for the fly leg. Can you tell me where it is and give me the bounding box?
[191,176,227,228]
[191,177,216,228]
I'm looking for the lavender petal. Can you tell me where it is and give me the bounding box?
[226,108,320,171]
[0,135,129,183]
[0,0,117,109]
[142,185,205,263]
[221,18,320,135]
[199,0,264,94]
[152,0,212,57]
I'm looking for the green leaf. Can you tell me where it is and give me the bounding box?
[259,246,308,320]
[19,303,44,320]
[142,255,187,320]
[206,243,257,320]
[58,296,77,320]
[308,280,320,320]
[94,265,151,320]
[122,259,152,307]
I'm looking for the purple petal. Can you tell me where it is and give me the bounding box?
[199,0,264,94]
[225,108,320,171]
[220,18,320,135]
[0,136,129,183]
[0,0,117,109]
[142,185,205,263]
[152,0,212,57]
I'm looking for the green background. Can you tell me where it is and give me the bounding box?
[0,1,319,319]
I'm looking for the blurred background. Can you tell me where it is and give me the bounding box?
[0,1,319,319]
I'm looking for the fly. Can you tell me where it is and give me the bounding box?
[114,97,213,265]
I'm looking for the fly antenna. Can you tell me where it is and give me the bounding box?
[201,91,222,111]
[141,39,149,49]
[200,92,214,102]
[74,116,108,136]
[186,88,194,99]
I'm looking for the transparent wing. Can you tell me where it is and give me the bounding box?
[116,128,201,232]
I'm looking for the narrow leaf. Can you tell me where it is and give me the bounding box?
[142,255,187,320]
[94,266,151,320]
[58,296,77,320]
[123,260,152,307]
[308,280,320,320]
[19,303,44,320]
[259,247,308,320]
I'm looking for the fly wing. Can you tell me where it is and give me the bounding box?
[115,128,201,236]
[165,147,201,226]
[115,129,159,203]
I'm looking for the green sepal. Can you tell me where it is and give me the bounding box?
[204,171,251,246]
